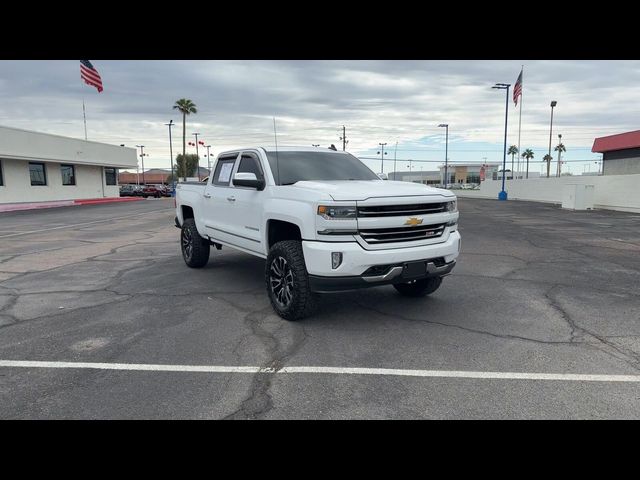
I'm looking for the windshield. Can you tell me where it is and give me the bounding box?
[265,151,378,185]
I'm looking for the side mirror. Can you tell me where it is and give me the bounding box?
[377,173,388,180]
[233,172,265,190]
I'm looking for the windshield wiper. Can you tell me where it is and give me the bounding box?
[280,182,298,186]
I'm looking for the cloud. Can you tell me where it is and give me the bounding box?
[1,60,638,173]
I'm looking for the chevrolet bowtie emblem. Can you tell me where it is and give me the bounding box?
[404,217,423,226]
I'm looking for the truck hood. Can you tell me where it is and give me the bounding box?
[291,180,454,201]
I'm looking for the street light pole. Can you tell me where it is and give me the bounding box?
[548,101,557,178]
[377,143,387,173]
[165,120,175,194]
[438,124,449,187]
[492,83,511,201]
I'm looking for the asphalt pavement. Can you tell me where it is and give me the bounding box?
[1,197,639,419]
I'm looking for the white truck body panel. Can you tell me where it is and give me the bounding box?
[176,147,460,278]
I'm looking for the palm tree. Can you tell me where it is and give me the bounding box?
[172,99,198,158]
[507,145,518,178]
[554,142,566,177]
[521,149,534,179]
[543,154,553,178]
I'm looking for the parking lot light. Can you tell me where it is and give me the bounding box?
[492,83,511,201]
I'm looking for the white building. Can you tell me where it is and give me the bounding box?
[438,162,501,185]
[388,170,441,185]
[0,126,136,204]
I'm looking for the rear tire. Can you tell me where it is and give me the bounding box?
[181,218,210,268]
[393,276,443,297]
[265,240,316,321]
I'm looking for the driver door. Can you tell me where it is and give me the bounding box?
[226,151,266,254]
[202,153,239,245]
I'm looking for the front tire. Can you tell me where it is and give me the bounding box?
[181,218,210,268]
[265,240,316,321]
[393,276,443,297]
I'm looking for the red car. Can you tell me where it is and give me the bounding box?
[142,185,166,198]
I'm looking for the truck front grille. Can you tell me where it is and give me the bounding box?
[359,223,446,244]
[357,202,447,217]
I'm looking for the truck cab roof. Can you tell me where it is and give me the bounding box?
[217,146,351,156]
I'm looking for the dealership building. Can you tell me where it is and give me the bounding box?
[592,130,640,175]
[0,126,136,205]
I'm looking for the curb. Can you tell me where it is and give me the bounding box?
[0,197,144,213]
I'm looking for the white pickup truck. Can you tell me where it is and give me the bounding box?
[175,147,460,320]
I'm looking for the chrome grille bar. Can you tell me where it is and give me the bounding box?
[357,202,447,217]
[359,223,446,244]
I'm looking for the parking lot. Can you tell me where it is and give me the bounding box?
[1,197,639,419]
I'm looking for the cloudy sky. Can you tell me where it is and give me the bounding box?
[1,60,639,175]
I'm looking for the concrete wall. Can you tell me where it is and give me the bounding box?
[454,174,640,213]
[0,125,136,168]
[0,158,119,203]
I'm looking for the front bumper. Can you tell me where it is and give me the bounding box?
[308,259,456,293]
[302,230,461,277]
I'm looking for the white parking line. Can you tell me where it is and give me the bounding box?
[0,210,169,239]
[1,360,640,383]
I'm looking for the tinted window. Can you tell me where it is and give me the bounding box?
[29,162,47,186]
[212,157,237,186]
[236,155,263,179]
[61,164,76,186]
[105,167,117,185]
[265,151,378,185]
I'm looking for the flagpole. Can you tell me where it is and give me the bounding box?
[82,97,88,140]
[517,65,523,179]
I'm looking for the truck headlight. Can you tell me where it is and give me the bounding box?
[446,200,457,212]
[317,205,357,220]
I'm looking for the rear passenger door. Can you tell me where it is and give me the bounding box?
[202,153,239,245]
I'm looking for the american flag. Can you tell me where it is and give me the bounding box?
[80,60,103,93]
[513,69,522,105]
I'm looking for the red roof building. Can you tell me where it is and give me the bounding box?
[592,130,640,175]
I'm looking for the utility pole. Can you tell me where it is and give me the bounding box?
[557,133,562,177]
[438,124,449,187]
[205,145,212,173]
[192,132,200,180]
[547,101,557,178]
[136,145,147,185]
[377,143,388,173]
[339,126,348,151]
[393,141,398,180]
[165,120,175,194]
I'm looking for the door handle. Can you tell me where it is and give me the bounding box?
[203,193,212,198]
[227,196,236,202]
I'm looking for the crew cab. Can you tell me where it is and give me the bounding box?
[175,147,460,320]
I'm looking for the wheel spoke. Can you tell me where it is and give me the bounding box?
[271,262,282,276]
[269,255,295,308]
